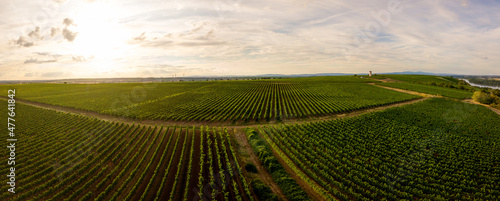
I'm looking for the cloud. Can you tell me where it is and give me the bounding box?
[177,41,227,47]
[134,32,146,41]
[51,27,60,37]
[35,52,62,58]
[41,72,71,78]
[138,64,201,75]
[178,22,208,38]
[72,56,86,62]
[24,58,58,64]
[28,27,43,39]
[460,0,469,7]
[62,28,77,41]
[24,72,40,77]
[15,36,34,47]
[139,40,174,47]
[63,18,74,26]
[134,22,225,48]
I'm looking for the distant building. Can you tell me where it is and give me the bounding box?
[369,71,373,77]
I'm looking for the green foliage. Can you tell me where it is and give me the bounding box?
[379,82,473,99]
[251,179,279,201]
[0,101,255,201]
[467,77,500,87]
[257,98,500,200]
[383,74,459,83]
[0,77,417,122]
[381,74,476,92]
[245,163,258,173]
[472,91,494,104]
[245,128,311,201]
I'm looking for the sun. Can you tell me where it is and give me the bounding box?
[70,1,130,72]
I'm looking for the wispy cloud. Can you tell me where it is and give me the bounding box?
[24,58,58,64]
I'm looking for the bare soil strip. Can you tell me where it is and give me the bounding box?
[368,83,440,98]
[371,84,500,116]
[462,99,500,116]
[233,128,288,201]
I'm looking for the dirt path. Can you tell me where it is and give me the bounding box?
[462,99,500,116]
[233,128,288,201]
[368,83,441,98]
[366,77,400,83]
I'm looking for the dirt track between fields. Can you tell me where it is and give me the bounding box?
[462,99,500,116]
[368,83,441,98]
[232,129,288,201]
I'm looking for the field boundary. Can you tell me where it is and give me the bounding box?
[369,83,440,98]
[462,98,500,116]
[232,128,288,201]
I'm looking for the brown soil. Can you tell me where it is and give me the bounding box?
[187,130,201,201]
[173,130,193,200]
[233,128,288,201]
[368,83,440,98]
[117,126,160,200]
[130,127,170,201]
[462,99,500,116]
[143,127,177,201]
[159,128,186,200]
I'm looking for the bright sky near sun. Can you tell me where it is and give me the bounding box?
[0,0,499,80]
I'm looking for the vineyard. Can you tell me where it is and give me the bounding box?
[378,82,473,99]
[377,75,459,83]
[0,100,255,201]
[255,98,500,200]
[0,77,418,122]
[2,74,499,201]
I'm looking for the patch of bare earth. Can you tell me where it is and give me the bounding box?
[462,99,500,116]
[233,128,288,201]
[369,83,440,98]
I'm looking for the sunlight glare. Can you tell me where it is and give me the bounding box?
[71,1,130,72]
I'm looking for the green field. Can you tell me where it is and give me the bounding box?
[378,82,473,99]
[0,76,418,122]
[0,100,255,201]
[378,74,459,83]
[256,98,500,200]
[2,75,498,201]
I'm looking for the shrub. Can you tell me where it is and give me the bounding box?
[251,179,279,201]
[245,163,258,173]
[472,91,494,104]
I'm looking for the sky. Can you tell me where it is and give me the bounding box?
[0,0,499,80]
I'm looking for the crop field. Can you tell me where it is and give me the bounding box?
[256,98,500,200]
[0,77,418,122]
[378,82,473,99]
[2,75,499,201]
[378,75,459,83]
[0,100,254,201]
